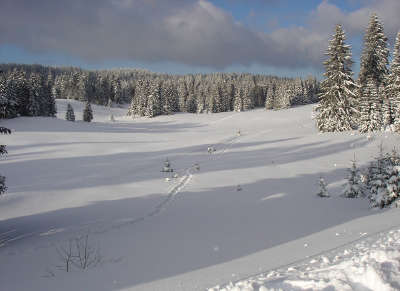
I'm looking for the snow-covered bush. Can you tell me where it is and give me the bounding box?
[83,101,93,122]
[365,147,400,208]
[342,156,363,198]
[65,103,75,121]
[317,177,330,198]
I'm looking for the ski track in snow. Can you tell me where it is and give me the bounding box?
[1,123,271,247]
[0,122,247,246]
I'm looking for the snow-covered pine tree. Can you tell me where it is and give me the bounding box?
[42,74,56,117]
[0,74,18,119]
[367,77,383,131]
[242,84,254,111]
[145,80,161,118]
[111,77,122,105]
[265,84,275,110]
[368,144,389,207]
[342,155,363,198]
[164,80,179,114]
[315,24,358,132]
[317,176,330,198]
[196,85,206,114]
[388,32,400,132]
[65,103,75,121]
[186,92,197,113]
[83,101,93,122]
[145,94,157,118]
[358,14,389,132]
[206,83,220,113]
[274,83,291,109]
[367,147,400,208]
[27,73,43,117]
[218,81,230,112]
[127,79,149,117]
[233,85,243,112]
[177,79,188,112]
[384,150,400,206]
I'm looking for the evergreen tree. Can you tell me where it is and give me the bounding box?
[242,84,254,111]
[265,85,275,110]
[342,155,363,198]
[368,147,400,208]
[145,80,161,118]
[0,74,18,119]
[359,77,383,132]
[145,94,158,118]
[317,177,330,198]
[65,103,75,121]
[233,86,243,112]
[358,14,389,132]
[315,25,358,132]
[83,101,93,122]
[10,70,30,116]
[27,73,43,116]
[388,32,400,132]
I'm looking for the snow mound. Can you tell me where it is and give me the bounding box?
[211,228,400,291]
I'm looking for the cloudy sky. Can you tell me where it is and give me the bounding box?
[0,0,399,77]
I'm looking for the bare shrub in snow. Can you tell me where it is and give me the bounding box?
[56,234,102,272]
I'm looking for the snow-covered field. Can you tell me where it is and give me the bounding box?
[0,99,399,291]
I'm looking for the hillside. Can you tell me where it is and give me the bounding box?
[0,100,399,291]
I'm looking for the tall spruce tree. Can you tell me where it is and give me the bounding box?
[388,32,400,132]
[315,24,358,132]
[0,74,18,119]
[27,73,43,117]
[358,14,389,132]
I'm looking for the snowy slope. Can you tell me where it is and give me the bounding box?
[0,99,399,291]
[210,227,400,291]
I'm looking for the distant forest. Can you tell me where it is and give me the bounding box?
[0,63,319,119]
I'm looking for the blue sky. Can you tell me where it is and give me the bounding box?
[0,0,398,77]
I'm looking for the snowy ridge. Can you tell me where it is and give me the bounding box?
[210,226,400,291]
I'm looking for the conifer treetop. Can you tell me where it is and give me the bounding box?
[359,13,389,86]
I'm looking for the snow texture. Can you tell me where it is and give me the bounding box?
[210,227,400,291]
[0,100,400,291]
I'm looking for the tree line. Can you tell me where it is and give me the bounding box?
[0,63,319,120]
[127,73,319,118]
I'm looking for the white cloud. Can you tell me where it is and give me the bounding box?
[0,0,399,70]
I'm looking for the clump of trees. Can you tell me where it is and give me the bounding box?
[315,14,400,133]
[0,69,56,119]
[127,74,319,118]
[342,146,400,208]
